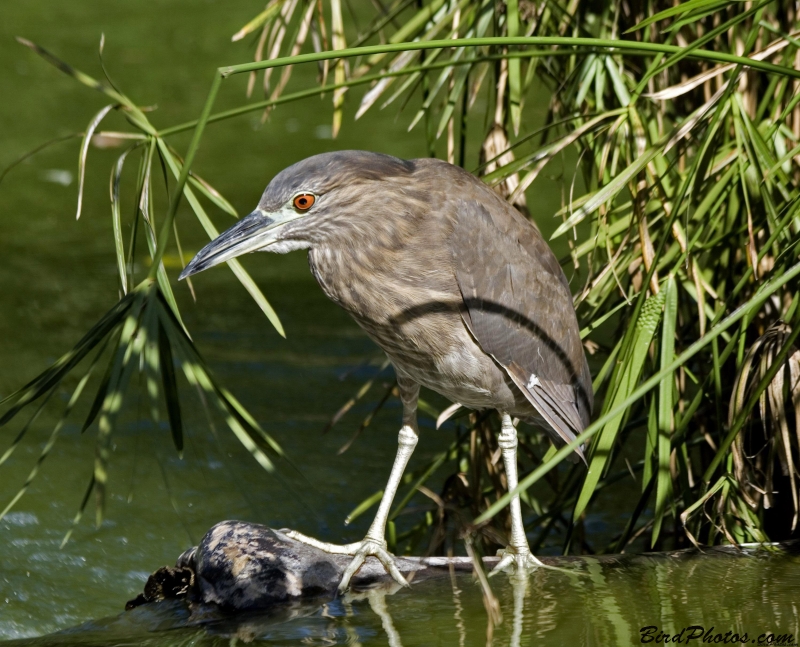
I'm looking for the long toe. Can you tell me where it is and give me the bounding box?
[376,546,411,589]
[490,547,545,577]
[284,531,408,591]
[489,552,517,577]
[337,539,410,593]
[284,530,362,554]
[338,552,368,592]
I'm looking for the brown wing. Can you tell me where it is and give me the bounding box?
[451,198,592,458]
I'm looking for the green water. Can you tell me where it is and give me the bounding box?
[1,1,799,644]
[5,550,800,646]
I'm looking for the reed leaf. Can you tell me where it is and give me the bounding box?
[574,288,666,521]
[10,0,800,556]
[652,275,677,545]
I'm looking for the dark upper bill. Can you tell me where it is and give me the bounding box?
[179,205,301,280]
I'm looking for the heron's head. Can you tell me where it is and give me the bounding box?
[179,150,415,280]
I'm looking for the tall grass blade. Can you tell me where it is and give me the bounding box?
[156,139,285,337]
[573,289,666,521]
[110,146,133,293]
[506,0,522,135]
[232,0,285,42]
[652,275,677,545]
[0,295,133,420]
[0,370,93,521]
[330,0,347,138]
[158,321,184,453]
[93,288,149,525]
[77,104,116,220]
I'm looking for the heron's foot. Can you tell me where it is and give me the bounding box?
[337,537,411,594]
[489,546,545,577]
[283,530,409,593]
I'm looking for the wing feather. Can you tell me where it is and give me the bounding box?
[451,199,592,458]
[506,362,585,462]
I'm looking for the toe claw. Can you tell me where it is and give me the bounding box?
[490,552,516,576]
[380,549,410,588]
[338,552,367,593]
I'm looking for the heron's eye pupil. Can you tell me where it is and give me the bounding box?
[293,194,315,211]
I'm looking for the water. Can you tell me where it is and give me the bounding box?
[5,548,800,646]
[2,1,799,644]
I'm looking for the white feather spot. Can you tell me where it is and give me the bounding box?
[262,239,312,254]
[526,373,540,390]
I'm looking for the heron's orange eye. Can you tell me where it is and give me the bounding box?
[293,194,315,211]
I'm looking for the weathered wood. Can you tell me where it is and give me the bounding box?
[126,520,800,612]
[127,520,504,611]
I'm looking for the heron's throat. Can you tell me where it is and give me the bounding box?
[260,238,312,254]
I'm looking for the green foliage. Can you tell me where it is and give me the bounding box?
[2,0,800,556]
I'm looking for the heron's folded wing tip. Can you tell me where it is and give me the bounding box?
[505,361,587,461]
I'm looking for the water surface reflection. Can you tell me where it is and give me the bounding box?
[7,546,799,646]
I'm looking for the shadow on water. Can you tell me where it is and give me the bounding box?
[6,545,800,647]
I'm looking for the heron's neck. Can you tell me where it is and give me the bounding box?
[306,244,385,315]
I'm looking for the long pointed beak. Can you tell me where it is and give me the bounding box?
[179,209,287,280]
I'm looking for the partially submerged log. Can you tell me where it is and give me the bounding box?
[127,520,800,612]
[127,520,501,611]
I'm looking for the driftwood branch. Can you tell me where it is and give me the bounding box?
[127,520,506,610]
[127,520,800,613]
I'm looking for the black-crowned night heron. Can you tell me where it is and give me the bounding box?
[181,150,592,591]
